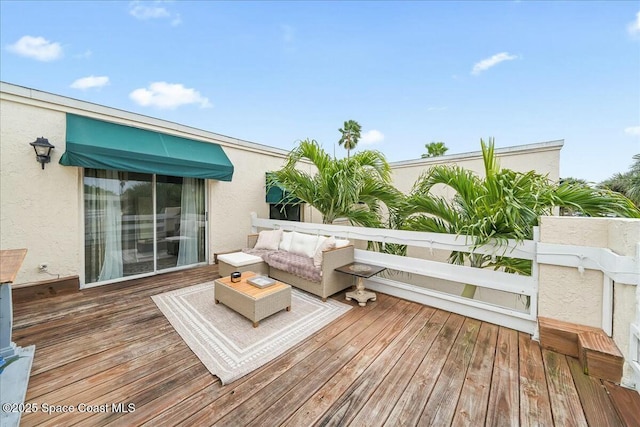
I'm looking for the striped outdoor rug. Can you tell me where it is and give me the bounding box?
[152,282,351,384]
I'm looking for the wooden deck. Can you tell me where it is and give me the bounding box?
[12,265,640,426]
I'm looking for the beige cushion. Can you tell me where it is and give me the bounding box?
[254,229,283,251]
[289,232,319,258]
[218,252,263,267]
[313,236,336,268]
[279,231,293,252]
[334,238,350,248]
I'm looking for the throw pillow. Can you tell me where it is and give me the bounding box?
[313,236,336,268]
[254,229,283,251]
[279,231,293,252]
[289,231,319,258]
[334,238,351,248]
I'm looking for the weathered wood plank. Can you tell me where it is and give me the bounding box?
[247,304,435,427]
[383,313,466,426]
[485,327,520,426]
[181,295,403,426]
[312,304,438,427]
[603,381,640,427]
[416,317,482,426]
[542,350,588,426]
[567,357,623,427]
[332,308,446,427]
[451,322,499,427]
[212,299,421,426]
[11,264,627,426]
[518,332,554,427]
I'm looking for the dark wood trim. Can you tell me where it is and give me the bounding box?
[11,275,79,304]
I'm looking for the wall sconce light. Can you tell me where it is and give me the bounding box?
[29,137,55,169]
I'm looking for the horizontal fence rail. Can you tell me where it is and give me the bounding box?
[251,213,539,333]
[251,214,640,387]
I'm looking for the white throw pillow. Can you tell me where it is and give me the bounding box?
[254,229,283,251]
[334,238,351,248]
[289,232,319,258]
[279,231,293,252]
[313,236,336,268]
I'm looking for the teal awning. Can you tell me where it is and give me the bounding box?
[60,114,234,181]
[266,172,301,204]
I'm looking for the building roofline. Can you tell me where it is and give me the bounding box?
[0,81,292,158]
[389,140,565,169]
[2,81,564,165]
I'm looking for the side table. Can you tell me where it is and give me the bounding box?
[335,262,386,307]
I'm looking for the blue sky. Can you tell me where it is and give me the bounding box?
[1,1,639,183]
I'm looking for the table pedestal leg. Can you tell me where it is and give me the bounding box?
[345,277,377,307]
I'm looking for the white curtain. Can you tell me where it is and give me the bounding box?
[177,177,203,266]
[98,170,123,281]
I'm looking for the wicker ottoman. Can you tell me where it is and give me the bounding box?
[214,272,291,327]
[217,252,268,277]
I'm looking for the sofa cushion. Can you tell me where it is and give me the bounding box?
[289,232,319,258]
[263,250,322,283]
[313,236,336,268]
[279,231,293,252]
[334,238,350,248]
[254,229,283,251]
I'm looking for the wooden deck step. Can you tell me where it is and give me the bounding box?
[578,331,623,383]
[538,317,600,358]
[538,317,623,383]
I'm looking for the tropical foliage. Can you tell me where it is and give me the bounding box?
[421,141,449,158]
[267,139,403,226]
[338,120,362,159]
[402,139,639,297]
[599,153,640,207]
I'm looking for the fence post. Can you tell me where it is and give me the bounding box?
[531,226,540,341]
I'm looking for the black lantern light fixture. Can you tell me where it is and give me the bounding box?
[29,137,55,169]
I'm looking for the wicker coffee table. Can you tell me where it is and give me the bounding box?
[214,271,291,327]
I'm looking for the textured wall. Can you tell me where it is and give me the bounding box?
[538,216,640,387]
[0,99,81,284]
[390,141,563,196]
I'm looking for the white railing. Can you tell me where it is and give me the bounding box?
[251,214,640,386]
[251,213,539,334]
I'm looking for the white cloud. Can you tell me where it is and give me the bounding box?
[628,11,640,37]
[471,52,518,75]
[70,76,109,90]
[7,35,62,61]
[128,1,181,25]
[624,126,640,136]
[129,82,211,109]
[360,130,385,145]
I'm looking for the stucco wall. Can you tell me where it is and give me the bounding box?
[0,99,81,284]
[538,216,640,387]
[1,84,301,286]
[390,141,563,196]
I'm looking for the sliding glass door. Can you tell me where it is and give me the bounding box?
[84,169,206,285]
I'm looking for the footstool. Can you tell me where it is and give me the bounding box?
[218,252,268,277]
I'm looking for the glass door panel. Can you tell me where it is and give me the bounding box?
[156,176,206,270]
[84,170,206,285]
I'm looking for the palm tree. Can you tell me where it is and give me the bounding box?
[421,141,449,158]
[598,154,640,208]
[402,138,639,298]
[338,120,362,159]
[267,139,402,226]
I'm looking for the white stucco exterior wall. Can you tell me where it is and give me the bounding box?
[538,216,640,387]
[0,98,81,285]
[390,140,563,196]
[0,82,300,286]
